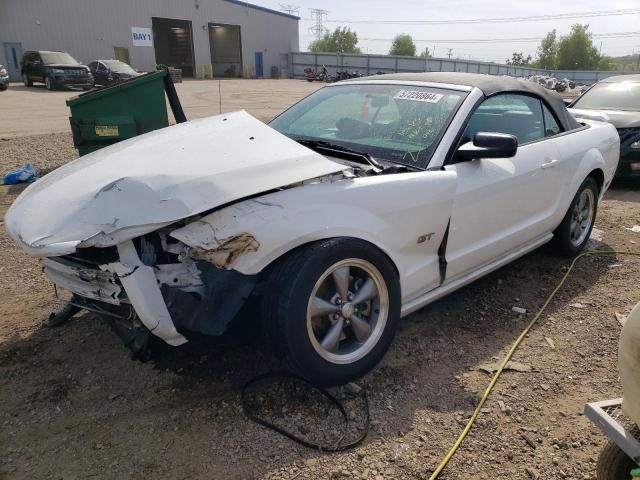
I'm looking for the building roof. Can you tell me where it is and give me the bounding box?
[356,72,581,130]
[223,0,300,20]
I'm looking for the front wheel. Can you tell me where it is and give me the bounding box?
[596,440,637,480]
[45,75,55,91]
[552,176,598,257]
[262,238,401,385]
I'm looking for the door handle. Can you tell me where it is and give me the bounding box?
[541,159,559,169]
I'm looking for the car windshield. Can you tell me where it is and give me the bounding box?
[102,60,137,74]
[40,52,79,65]
[572,81,640,112]
[270,83,466,169]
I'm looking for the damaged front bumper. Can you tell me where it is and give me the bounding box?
[105,240,188,346]
[41,234,257,347]
[43,239,187,346]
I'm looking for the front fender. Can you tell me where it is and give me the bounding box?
[170,170,458,302]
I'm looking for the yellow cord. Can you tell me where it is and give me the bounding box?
[428,250,640,480]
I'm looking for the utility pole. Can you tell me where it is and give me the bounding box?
[447,48,453,59]
[309,8,329,42]
[279,4,300,16]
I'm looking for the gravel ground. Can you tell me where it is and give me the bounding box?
[1,134,640,480]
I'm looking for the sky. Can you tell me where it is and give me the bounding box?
[252,0,639,63]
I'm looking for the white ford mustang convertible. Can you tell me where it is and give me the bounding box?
[6,72,619,384]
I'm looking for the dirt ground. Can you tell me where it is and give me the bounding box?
[1,112,640,479]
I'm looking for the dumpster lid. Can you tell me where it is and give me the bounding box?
[66,69,167,106]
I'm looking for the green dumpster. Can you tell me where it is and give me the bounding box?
[66,68,186,156]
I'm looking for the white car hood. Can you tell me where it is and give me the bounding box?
[5,111,344,257]
[569,107,640,128]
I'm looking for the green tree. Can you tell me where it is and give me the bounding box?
[506,52,532,66]
[309,27,361,54]
[556,24,600,70]
[389,34,417,56]
[533,30,558,70]
[597,55,615,71]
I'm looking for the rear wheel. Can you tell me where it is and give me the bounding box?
[553,176,598,256]
[262,238,401,385]
[22,72,32,87]
[596,440,637,480]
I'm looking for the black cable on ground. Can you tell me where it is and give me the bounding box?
[241,372,370,452]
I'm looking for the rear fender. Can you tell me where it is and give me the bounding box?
[170,170,458,302]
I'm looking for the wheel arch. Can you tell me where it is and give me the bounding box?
[258,235,401,283]
[587,167,605,195]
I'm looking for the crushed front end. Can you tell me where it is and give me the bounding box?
[38,228,258,351]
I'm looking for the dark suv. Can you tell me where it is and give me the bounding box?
[0,64,9,91]
[21,50,93,91]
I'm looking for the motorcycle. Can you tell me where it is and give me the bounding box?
[304,66,331,82]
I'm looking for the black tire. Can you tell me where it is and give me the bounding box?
[45,75,55,91]
[0,84,7,91]
[552,176,599,257]
[596,440,637,480]
[261,238,401,385]
[22,72,32,87]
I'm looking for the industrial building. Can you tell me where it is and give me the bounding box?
[0,0,299,81]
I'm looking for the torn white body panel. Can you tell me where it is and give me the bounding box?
[104,241,188,346]
[41,257,121,304]
[171,170,458,303]
[5,110,344,257]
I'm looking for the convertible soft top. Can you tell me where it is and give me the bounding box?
[356,72,581,131]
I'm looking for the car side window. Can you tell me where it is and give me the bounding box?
[542,104,562,137]
[464,94,545,145]
[97,63,107,73]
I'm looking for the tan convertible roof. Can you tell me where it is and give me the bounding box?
[354,72,581,131]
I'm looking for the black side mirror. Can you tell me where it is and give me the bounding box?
[454,132,518,162]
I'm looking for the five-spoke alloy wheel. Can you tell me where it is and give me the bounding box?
[306,258,389,365]
[569,188,595,248]
[262,238,400,385]
[553,176,599,256]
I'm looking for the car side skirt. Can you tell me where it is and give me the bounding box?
[400,232,552,317]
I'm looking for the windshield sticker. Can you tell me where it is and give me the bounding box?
[394,90,444,103]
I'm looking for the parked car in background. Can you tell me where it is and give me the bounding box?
[0,64,9,90]
[5,72,620,385]
[570,74,640,178]
[88,60,140,87]
[21,50,93,91]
